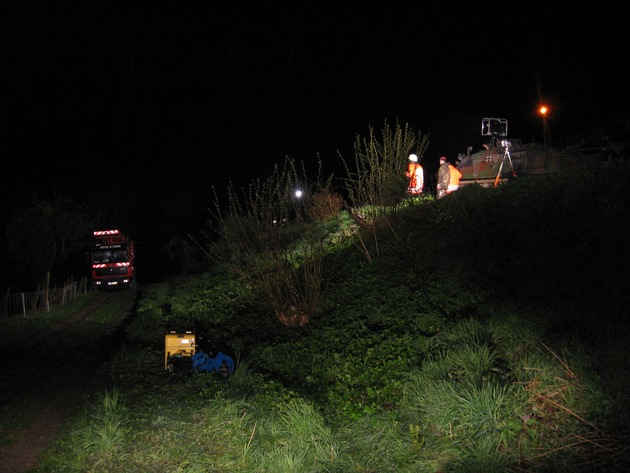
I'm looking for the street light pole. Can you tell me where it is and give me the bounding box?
[538,105,550,148]
[538,105,550,171]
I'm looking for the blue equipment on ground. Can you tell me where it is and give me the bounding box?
[192,351,235,378]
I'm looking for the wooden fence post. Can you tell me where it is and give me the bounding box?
[1,287,9,317]
[45,272,51,312]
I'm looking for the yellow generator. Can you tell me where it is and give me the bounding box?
[164,331,196,372]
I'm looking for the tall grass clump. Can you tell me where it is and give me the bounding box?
[398,311,630,471]
[248,398,344,472]
[43,389,129,471]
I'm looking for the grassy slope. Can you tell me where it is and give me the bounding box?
[34,160,630,472]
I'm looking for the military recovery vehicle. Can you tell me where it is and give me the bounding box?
[455,118,605,187]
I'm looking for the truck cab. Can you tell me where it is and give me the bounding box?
[91,229,136,289]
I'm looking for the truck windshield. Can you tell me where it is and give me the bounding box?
[93,250,128,264]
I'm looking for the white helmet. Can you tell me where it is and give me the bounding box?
[408,154,418,162]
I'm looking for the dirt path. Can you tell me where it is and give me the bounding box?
[0,290,137,473]
[0,392,77,473]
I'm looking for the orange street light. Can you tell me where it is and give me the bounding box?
[538,105,550,147]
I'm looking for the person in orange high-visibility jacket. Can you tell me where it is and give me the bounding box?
[446,161,462,195]
[406,154,424,194]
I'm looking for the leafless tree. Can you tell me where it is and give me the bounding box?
[339,119,429,261]
[203,156,340,327]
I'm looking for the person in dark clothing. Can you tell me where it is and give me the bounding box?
[437,156,450,199]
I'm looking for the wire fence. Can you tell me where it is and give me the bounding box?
[0,275,91,317]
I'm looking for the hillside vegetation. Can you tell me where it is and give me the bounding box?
[29,157,630,472]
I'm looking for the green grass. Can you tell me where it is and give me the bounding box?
[9,162,630,472]
[31,301,629,472]
[0,289,136,448]
[0,290,106,343]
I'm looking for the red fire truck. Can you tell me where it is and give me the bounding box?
[90,229,136,289]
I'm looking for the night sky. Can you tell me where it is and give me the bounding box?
[4,2,629,225]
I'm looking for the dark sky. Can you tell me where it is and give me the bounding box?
[4,2,629,204]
